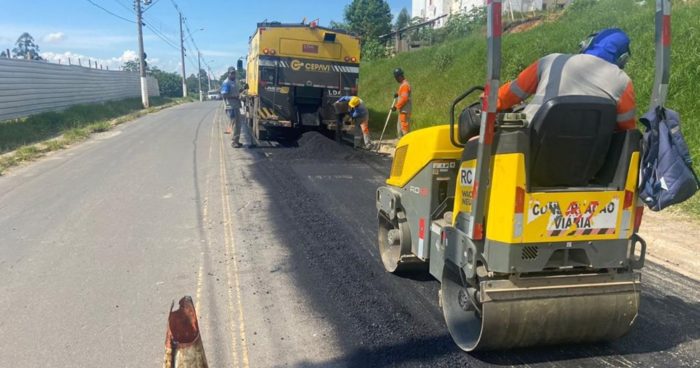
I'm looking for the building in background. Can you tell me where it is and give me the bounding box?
[412,0,573,27]
[412,0,484,27]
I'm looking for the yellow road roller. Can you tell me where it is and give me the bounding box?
[376,0,672,351]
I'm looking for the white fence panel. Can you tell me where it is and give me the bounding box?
[0,58,160,121]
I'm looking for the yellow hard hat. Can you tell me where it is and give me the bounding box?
[349,96,361,108]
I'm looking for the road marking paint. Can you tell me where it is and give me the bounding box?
[217,112,250,367]
[196,107,219,313]
[215,109,241,366]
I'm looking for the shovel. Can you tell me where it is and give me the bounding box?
[376,97,397,152]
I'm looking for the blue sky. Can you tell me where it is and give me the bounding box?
[0,0,411,78]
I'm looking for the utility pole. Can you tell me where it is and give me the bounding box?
[207,71,212,92]
[179,13,187,98]
[197,51,203,102]
[135,0,150,108]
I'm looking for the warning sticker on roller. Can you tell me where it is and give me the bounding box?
[529,198,619,236]
[456,161,476,214]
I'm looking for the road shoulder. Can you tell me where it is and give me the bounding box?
[640,210,700,280]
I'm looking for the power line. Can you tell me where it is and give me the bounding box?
[166,0,213,81]
[144,0,163,12]
[109,0,175,41]
[111,0,134,14]
[143,11,178,35]
[144,23,180,50]
[182,19,213,72]
[168,0,181,13]
[86,0,135,23]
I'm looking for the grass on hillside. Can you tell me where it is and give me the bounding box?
[0,97,176,153]
[0,96,192,174]
[359,0,700,216]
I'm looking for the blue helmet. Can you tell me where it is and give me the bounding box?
[579,28,631,69]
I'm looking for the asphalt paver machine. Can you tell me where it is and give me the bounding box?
[376,0,673,351]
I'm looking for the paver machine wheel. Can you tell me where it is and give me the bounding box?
[377,211,425,273]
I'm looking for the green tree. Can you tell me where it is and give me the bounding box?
[12,32,42,60]
[186,69,209,95]
[329,20,349,31]
[186,73,199,95]
[121,59,150,72]
[122,60,139,72]
[395,7,410,31]
[361,38,387,61]
[149,67,182,97]
[198,68,208,83]
[344,0,392,43]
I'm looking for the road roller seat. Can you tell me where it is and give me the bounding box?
[459,95,637,190]
[529,96,617,188]
[453,94,643,262]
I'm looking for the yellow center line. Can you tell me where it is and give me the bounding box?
[196,105,218,313]
[216,110,250,367]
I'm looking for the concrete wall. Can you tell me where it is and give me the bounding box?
[0,58,160,121]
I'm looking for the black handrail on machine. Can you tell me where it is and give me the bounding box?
[449,85,484,148]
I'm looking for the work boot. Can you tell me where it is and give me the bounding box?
[232,142,243,148]
[354,135,363,149]
[363,135,372,148]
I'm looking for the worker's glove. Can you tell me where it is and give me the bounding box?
[391,106,397,112]
[393,93,398,98]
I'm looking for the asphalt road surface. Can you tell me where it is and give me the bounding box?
[0,101,698,367]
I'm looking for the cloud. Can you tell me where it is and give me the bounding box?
[39,49,177,73]
[40,49,141,71]
[2,23,156,51]
[118,50,138,63]
[43,32,65,43]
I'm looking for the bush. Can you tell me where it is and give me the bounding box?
[151,68,184,97]
[362,38,388,61]
[433,47,454,70]
[442,6,487,40]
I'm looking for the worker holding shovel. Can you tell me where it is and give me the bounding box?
[335,96,373,149]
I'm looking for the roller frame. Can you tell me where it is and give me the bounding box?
[376,0,668,352]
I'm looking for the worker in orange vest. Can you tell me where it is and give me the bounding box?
[392,68,412,137]
[497,28,636,130]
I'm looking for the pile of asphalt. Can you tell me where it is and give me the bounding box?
[276,131,363,160]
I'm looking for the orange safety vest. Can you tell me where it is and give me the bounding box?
[497,53,636,131]
[395,80,412,114]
